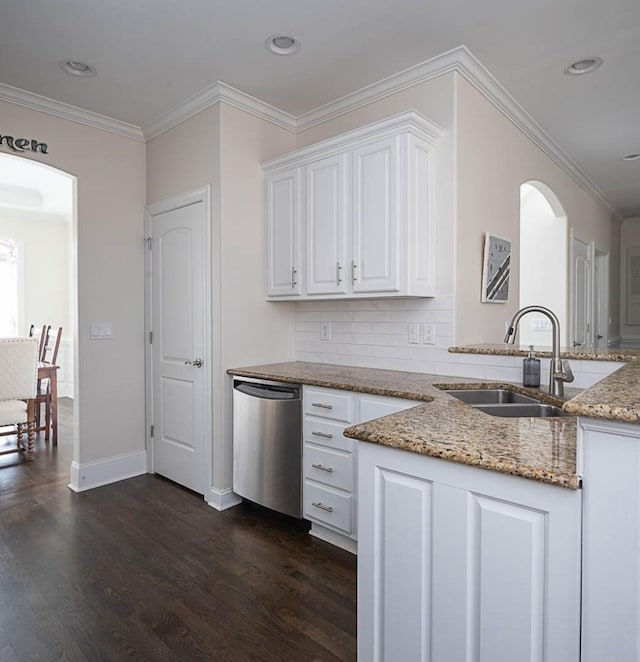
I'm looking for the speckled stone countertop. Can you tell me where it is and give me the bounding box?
[228,362,579,489]
[449,343,640,362]
[563,360,640,423]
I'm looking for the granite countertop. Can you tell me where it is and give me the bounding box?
[228,362,579,489]
[449,343,640,362]
[563,360,640,423]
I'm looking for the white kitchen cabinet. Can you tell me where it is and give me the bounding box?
[302,386,419,553]
[266,166,302,297]
[351,135,400,293]
[305,153,348,295]
[358,441,582,662]
[263,111,443,300]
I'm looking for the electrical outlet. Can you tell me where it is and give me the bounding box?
[408,323,419,344]
[422,324,435,345]
[320,321,331,341]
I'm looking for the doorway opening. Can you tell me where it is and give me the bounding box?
[519,181,568,346]
[0,152,77,468]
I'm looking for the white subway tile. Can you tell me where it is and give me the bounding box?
[321,311,353,322]
[295,351,323,362]
[485,366,523,382]
[434,363,487,380]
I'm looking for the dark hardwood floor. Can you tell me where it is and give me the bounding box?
[0,400,357,661]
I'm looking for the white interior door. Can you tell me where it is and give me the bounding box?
[146,190,209,494]
[592,248,609,348]
[572,236,590,347]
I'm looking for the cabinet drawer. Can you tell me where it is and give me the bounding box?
[304,418,352,452]
[304,388,353,422]
[304,445,353,491]
[304,481,353,534]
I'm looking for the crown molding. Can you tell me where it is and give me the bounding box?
[0,48,617,214]
[294,46,465,132]
[452,48,615,214]
[291,45,614,214]
[143,80,297,140]
[0,82,144,142]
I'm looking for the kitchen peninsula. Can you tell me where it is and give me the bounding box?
[229,354,640,661]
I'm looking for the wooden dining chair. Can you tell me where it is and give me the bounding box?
[0,338,39,461]
[35,326,62,443]
[29,324,48,362]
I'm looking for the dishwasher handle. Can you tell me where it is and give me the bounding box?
[234,381,300,400]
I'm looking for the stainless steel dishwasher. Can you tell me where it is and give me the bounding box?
[232,376,302,518]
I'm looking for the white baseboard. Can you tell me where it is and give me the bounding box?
[309,523,357,554]
[207,486,242,511]
[68,450,147,492]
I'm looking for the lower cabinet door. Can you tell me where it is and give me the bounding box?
[358,441,581,662]
[304,480,353,535]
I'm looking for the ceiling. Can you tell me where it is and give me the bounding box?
[0,0,638,217]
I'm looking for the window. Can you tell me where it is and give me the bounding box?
[0,238,20,336]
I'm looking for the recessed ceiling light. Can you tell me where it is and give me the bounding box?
[622,153,640,162]
[59,60,97,77]
[564,57,603,76]
[265,34,300,56]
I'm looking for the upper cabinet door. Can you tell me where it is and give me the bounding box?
[266,167,302,297]
[351,136,400,294]
[306,154,348,295]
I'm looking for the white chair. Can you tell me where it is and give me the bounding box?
[0,338,39,461]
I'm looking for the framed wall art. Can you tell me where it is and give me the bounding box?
[481,233,511,303]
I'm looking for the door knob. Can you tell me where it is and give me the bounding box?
[185,358,203,367]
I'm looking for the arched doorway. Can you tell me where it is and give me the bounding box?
[0,152,77,469]
[519,181,568,346]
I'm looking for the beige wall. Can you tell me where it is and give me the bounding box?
[620,218,640,342]
[0,209,72,334]
[146,103,296,496]
[455,75,620,346]
[0,99,147,465]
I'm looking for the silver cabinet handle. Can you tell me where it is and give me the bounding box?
[312,501,334,513]
[312,402,333,410]
[311,463,334,473]
[336,261,342,286]
[351,260,357,283]
[312,431,334,439]
[185,358,203,367]
[291,266,298,288]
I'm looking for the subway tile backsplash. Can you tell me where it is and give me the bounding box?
[294,296,622,389]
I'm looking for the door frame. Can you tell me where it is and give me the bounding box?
[144,185,212,494]
[591,243,609,348]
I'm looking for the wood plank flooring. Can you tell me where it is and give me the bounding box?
[0,400,357,661]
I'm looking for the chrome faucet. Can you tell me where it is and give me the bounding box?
[504,305,574,397]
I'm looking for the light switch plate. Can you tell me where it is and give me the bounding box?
[90,323,113,340]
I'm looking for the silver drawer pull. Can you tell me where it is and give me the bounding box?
[312,501,334,513]
[312,402,333,410]
[312,431,334,439]
[311,463,334,473]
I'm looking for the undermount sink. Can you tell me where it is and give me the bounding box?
[442,388,568,418]
[473,403,567,418]
[443,389,540,405]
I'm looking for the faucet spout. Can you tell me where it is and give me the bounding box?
[504,305,574,397]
